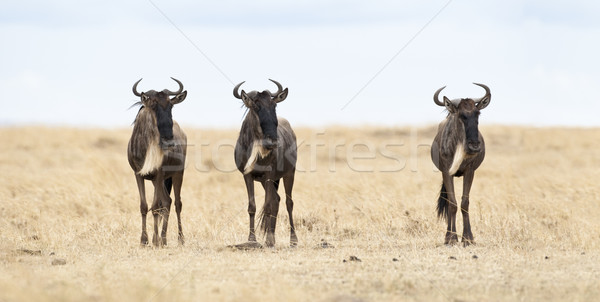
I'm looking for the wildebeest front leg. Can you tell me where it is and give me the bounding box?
[283,172,298,247]
[264,179,280,247]
[135,175,149,246]
[244,174,257,242]
[158,179,173,247]
[150,176,168,247]
[461,170,475,246]
[442,173,459,245]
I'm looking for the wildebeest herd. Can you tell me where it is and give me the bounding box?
[127,78,491,248]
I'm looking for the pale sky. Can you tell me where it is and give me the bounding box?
[1,1,599,128]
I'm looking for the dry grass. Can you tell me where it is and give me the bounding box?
[1,125,599,302]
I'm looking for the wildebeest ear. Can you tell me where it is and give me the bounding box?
[273,88,288,103]
[171,90,187,104]
[241,90,254,108]
[476,95,491,110]
[443,96,456,113]
[141,93,150,103]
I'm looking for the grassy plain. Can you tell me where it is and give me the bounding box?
[1,125,599,301]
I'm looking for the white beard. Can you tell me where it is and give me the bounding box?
[448,143,465,176]
[138,138,164,176]
[243,140,272,174]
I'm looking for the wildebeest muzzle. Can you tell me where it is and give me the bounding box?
[160,136,176,150]
[262,137,278,150]
[466,140,481,154]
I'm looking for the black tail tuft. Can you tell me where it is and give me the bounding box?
[258,179,280,234]
[258,208,268,234]
[164,177,173,195]
[436,183,449,220]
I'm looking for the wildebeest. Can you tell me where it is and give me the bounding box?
[430,83,491,246]
[128,77,188,247]
[233,79,298,248]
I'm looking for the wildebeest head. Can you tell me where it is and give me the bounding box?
[233,79,288,150]
[132,77,187,150]
[434,83,491,154]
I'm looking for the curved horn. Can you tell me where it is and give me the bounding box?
[164,77,184,95]
[132,78,143,97]
[433,86,446,106]
[267,79,283,97]
[233,81,245,99]
[473,83,491,101]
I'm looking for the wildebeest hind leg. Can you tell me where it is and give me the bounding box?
[150,177,166,247]
[442,173,459,245]
[461,170,475,246]
[172,173,185,245]
[262,179,280,247]
[159,179,172,247]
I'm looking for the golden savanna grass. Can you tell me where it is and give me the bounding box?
[1,125,599,301]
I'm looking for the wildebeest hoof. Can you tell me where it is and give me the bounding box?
[290,234,298,247]
[462,239,475,247]
[444,239,459,246]
[444,234,459,245]
[141,233,149,246]
[228,241,263,250]
[265,233,276,247]
[178,235,185,246]
[152,234,165,247]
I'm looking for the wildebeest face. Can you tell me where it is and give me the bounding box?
[434,83,491,155]
[133,78,187,150]
[234,79,289,150]
[242,91,281,149]
[449,99,482,154]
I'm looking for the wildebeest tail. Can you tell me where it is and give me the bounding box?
[258,206,269,234]
[436,183,449,220]
[258,179,280,234]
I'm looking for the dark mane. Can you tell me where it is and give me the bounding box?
[128,101,144,125]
